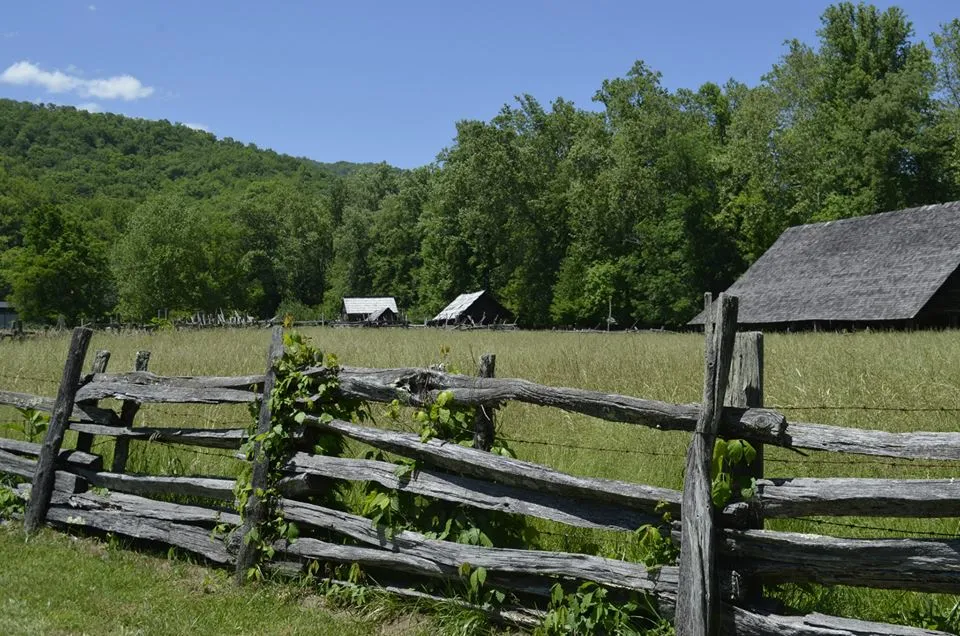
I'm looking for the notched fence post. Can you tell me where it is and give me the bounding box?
[75,349,111,453]
[111,350,151,473]
[677,293,738,636]
[724,331,765,605]
[235,327,284,582]
[473,353,496,451]
[24,327,93,535]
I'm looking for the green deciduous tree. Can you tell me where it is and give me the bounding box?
[0,205,112,324]
[113,194,243,319]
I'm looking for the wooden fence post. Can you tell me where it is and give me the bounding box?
[236,327,285,582]
[75,349,110,453]
[24,327,93,535]
[473,353,496,451]
[725,332,765,603]
[111,351,151,473]
[677,294,738,636]
[726,332,764,495]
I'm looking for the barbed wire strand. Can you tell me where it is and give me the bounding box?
[771,404,960,413]
[0,372,61,387]
[791,516,960,539]
[500,435,684,458]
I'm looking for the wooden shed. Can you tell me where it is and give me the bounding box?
[0,301,18,329]
[689,201,960,330]
[428,290,513,326]
[341,297,398,323]
[364,306,398,325]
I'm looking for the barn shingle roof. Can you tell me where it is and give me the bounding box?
[432,290,487,323]
[689,201,960,325]
[342,297,398,315]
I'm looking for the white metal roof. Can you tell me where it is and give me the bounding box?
[431,290,486,322]
[342,297,398,315]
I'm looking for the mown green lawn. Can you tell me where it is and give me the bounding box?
[0,521,428,636]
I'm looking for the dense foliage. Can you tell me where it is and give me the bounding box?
[2,3,960,327]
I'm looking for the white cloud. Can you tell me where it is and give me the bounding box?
[77,102,101,113]
[181,122,210,132]
[88,4,96,11]
[0,61,153,101]
[1,32,18,39]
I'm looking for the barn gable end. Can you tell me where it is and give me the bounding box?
[689,201,960,329]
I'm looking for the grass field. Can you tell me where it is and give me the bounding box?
[2,326,960,632]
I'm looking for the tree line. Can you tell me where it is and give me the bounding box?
[2,3,960,328]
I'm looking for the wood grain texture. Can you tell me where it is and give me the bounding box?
[75,349,111,453]
[724,606,950,636]
[301,415,681,515]
[45,488,240,526]
[71,423,246,449]
[282,452,658,531]
[678,293,738,636]
[279,498,679,603]
[25,327,93,533]
[329,366,788,446]
[45,505,232,564]
[68,467,235,501]
[722,528,960,593]
[236,326,284,581]
[473,353,496,451]
[0,448,94,493]
[749,477,960,518]
[111,351,151,473]
[724,332,764,603]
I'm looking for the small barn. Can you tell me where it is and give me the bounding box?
[0,301,18,329]
[341,297,398,323]
[689,201,960,330]
[364,306,398,325]
[428,290,513,326]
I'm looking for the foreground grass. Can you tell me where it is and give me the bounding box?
[0,521,390,635]
[3,327,960,629]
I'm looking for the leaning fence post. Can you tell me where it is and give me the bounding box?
[677,294,738,636]
[24,327,93,535]
[74,349,111,454]
[236,326,285,582]
[111,350,151,473]
[473,353,496,451]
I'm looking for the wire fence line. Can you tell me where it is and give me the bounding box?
[769,403,960,413]
[791,516,960,539]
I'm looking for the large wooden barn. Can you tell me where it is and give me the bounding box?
[428,290,513,326]
[689,201,960,330]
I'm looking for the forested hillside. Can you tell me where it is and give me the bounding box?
[2,3,960,327]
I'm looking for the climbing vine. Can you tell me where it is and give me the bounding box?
[710,438,758,508]
[235,335,678,632]
[233,329,368,579]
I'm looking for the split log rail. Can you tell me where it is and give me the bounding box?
[0,298,957,635]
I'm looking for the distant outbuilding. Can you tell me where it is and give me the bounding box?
[689,201,960,330]
[0,301,17,329]
[428,290,513,326]
[341,297,398,323]
[365,306,398,325]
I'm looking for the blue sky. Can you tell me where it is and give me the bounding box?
[1,1,957,168]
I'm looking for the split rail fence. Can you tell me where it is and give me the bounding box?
[0,293,958,635]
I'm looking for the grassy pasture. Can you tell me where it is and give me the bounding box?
[2,326,960,631]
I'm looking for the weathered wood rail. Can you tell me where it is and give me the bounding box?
[0,301,957,635]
